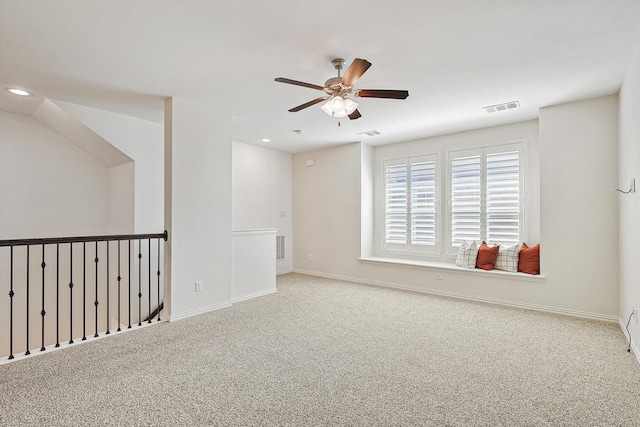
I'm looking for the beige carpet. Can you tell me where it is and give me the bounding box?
[1,273,639,426]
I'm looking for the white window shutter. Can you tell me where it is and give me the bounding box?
[410,160,437,246]
[384,156,438,254]
[451,155,481,247]
[385,162,408,245]
[485,150,520,246]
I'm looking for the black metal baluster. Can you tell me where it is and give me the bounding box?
[128,240,132,329]
[94,241,99,338]
[117,240,121,332]
[69,243,74,344]
[138,239,142,326]
[8,246,15,359]
[157,238,161,322]
[148,239,151,324]
[106,242,110,334]
[40,244,46,351]
[55,243,60,348]
[82,242,86,341]
[25,245,30,356]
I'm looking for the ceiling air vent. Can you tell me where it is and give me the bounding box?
[483,101,520,113]
[357,130,381,137]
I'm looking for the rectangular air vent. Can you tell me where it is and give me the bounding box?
[483,101,520,113]
[357,130,381,137]
[276,235,285,260]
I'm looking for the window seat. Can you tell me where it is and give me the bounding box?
[359,256,546,282]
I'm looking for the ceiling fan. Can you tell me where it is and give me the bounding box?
[275,57,409,120]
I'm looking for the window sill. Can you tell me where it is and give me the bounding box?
[359,256,546,282]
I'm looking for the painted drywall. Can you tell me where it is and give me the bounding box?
[53,101,164,233]
[293,103,618,318]
[232,141,292,273]
[539,95,619,316]
[232,229,277,301]
[164,98,232,320]
[0,111,112,238]
[619,43,640,356]
[293,143,363,272]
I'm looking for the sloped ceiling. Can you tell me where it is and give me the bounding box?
[1,0,640,153]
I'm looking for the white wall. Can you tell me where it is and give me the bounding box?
[232,229,277,302]
[232,141,292,274]
[293,104,619,318]
[293,143,363,272]
[539,95,619,317]
[53,101,164,233]
[0,111,113,238]
[164,98,232,321]
[619,43,640,356]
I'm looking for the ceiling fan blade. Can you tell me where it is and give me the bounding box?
[288,97,328,112]
[275,77,325,91]
[348,109,361,120]
[341,58,372,86]
[355,89,409,99]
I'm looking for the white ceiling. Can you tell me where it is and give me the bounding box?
[1,0,640,153]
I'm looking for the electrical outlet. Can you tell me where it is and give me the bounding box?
[195,281,203,292]
[434,273,443,280]
[307,254,313,262]
[633,306,638,324]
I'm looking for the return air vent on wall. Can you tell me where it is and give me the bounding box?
[276,235,285,260]
[483,101,520,113]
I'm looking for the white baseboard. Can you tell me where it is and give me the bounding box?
[231,287,277,304]
[170,288,278,322]
[292,269,619,323]
[170,301,232,322]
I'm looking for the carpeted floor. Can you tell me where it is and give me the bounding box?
[1,273,639,426]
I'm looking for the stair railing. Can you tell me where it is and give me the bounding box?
[0,231,168,360]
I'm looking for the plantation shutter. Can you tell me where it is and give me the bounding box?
[385,161,408,245]
[485,150,521,246]
[384,156,438,253]
[410,160,436,246]
[450,154,481,247]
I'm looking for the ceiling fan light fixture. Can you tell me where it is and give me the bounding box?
[321,95,358,118]
[343,98,358,114]
[320,99,334,116]
[331,96,344,111]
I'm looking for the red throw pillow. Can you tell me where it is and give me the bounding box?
[476,241,499,270]
[518,243,540,275]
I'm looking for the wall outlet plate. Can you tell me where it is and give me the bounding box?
[195,281,203,292]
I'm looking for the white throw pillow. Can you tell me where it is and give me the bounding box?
[456,240,479,269]
[494,243,520,273]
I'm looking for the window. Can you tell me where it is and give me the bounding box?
[383,155,438,254]
[448,144,524,252]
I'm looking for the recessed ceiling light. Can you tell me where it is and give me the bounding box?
[7,88,30,96]
[261,138,271,143]
[292,130,303,135]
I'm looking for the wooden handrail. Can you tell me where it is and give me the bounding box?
[0,230,168,247]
